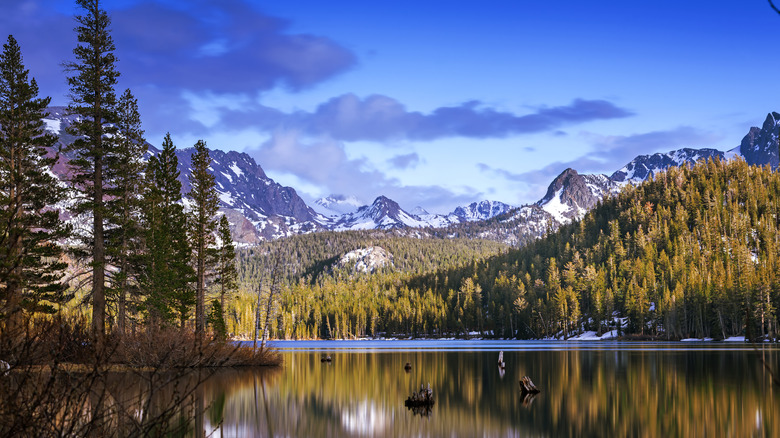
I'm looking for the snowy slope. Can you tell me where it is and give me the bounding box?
[37,108,780,245]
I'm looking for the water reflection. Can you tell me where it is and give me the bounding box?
[110,343,780,437]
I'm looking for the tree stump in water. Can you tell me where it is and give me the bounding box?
[405,383,435,407]
[519,376,540,394]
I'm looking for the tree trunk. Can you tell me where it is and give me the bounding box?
[196,235,205,335]
[253,280,263,351]
[93,144,106,350]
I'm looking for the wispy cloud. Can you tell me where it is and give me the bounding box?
[387,153,420,169]
[300,94,633,141]
[181,93,634,143]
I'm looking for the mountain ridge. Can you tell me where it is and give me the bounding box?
[40,107,779,245]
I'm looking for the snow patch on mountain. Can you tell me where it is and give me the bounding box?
[229,163,243,178]
[541,188,569,223]
[314,195,364,216]
[336,246,394,274]
[42,118,61,134]
[453,200,514,221]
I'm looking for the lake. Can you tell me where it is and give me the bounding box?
[188,341,779,437]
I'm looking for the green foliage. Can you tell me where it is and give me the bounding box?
[141,134,194,328]
[225,158,780,341]
[226,230,507,339]
[187,140,219,334]
[0,35,69,328]
[207,299,227,340]
[105,88,147,333]
[215,215,237,312]
[63,0,120,343]
[418,158,780,340]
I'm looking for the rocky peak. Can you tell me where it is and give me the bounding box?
[739,112,780,169]
[610,148,725,183]
[539,168,582,204]
[314,194,363,216]
[453,200,514,221]
[363,196,402,221]
[537,168,623,223]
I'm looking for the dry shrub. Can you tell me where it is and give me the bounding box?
[115,327,282,368]
[0,315,95,366]
[0,319,281,436]
[220,342,282,367]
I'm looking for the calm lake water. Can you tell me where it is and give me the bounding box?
[192,340,779,437]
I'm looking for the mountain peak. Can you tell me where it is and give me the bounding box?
[610,148,724,183]
[739,113,779,169]
[763,112,780,131]
[313,194,363,216]
[453,200,514,221]
[539,168,581,204]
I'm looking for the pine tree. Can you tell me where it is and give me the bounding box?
[105,89,147,333]
[142,134,194,328]
[187,140,219,335]
[0,35,69,335]
[63,0,120,347]
[215,214,237,329]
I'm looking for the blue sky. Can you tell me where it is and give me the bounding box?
[4,0,780,213]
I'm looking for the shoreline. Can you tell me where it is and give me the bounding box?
[234,334,764,343]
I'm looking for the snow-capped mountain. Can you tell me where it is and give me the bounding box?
[42,107,325,244]
[176,147,325,242]
[533,113,779,230]
[453,200,515,221]
[458,112,780,245]
[39,107,780,245]
[610,148,726,183]
[536,149,734,228]
[330,196,429,230]
[313,195,364,216]
[735,111,779,168]
[537,170,622,223]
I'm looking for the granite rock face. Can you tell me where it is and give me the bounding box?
[336,246,394,273]
[739,112,780,169]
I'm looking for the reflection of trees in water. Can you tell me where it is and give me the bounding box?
[406,404,433,417]
[63,347,779,436]
[213,349,780,437]
[0,365,221,437]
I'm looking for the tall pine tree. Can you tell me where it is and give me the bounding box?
[0,35,69,335]
[216,215,237,317]
[106,89,147,334]
[64,0,119,346]
[141,134,194,328]
[187,140,219,335]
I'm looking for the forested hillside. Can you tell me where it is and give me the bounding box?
[228,230,507,338]
[236,158,780,341]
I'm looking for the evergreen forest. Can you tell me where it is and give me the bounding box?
[230,158,780,342]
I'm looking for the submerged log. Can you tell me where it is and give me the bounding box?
[519,376,540,394]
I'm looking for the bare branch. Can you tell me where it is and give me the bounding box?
[771,0,780,15]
